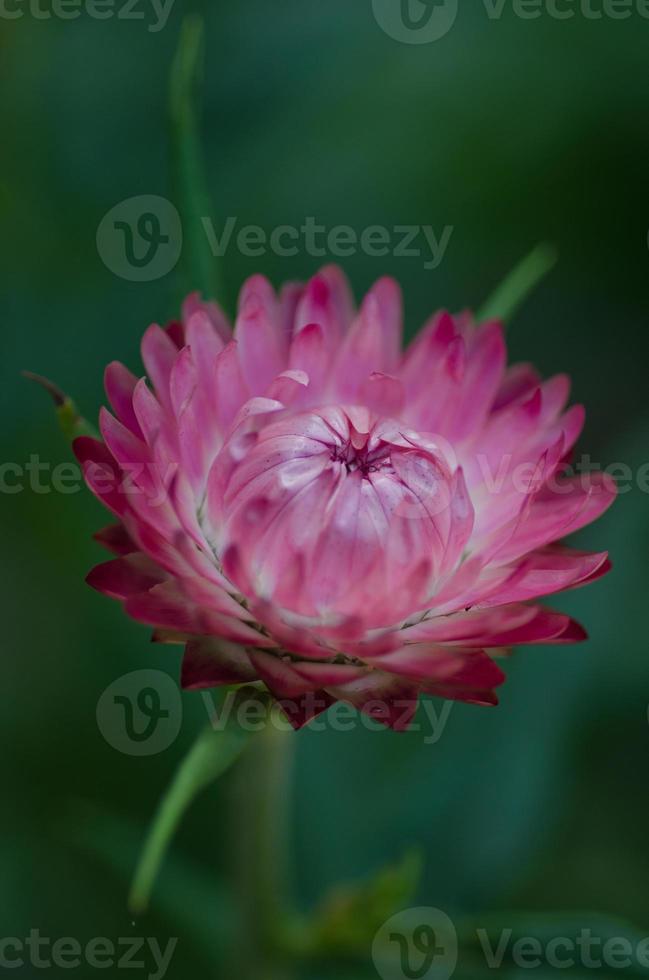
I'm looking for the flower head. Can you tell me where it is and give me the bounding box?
[77,267,615,729]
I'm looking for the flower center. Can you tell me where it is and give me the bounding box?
[330,440,391,477]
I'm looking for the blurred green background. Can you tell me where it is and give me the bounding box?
[2,1,649,976]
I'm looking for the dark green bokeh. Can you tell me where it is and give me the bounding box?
[2,2,648,976]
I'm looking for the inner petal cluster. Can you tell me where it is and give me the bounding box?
[207,407,472,632]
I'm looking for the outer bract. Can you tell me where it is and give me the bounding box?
[77,267,615,729]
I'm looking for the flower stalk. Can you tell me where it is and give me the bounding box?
[128,691,254,916]
[231,715,295,977]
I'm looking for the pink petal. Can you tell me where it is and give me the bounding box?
[141,323,179,414]
[125,581,276,646]
[248,651,335,729]
[334,278,402,399]
[104,362,143,437]
[74,436,127,518]
[479,548,611,606]
[182,292,231,344]
[292,266,355,345]
[289,322,329,398]
[327,671,419,731]
[401,603,582,647]
[493,362,542,411]
[86,554,165,599]
[181,638,256,690]
[93,523,136,555]
[234,281,287,392]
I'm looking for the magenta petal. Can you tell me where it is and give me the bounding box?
[124,581,276,646]
[293,266,355,346]
[86,554,165,599]
[140,323,178,414]
[429,649,506,691]
[104,362,143,437]
[247,651,336,729]
[449,322,506,440]
[93,523,136,555]
[289,322,329,398]
[291,662,368,686]
[181,638,256,690]
[248,650,316,698]
[360,373,405,416]
[334,278,402,400]
[278,692,337,730]
[74,436,128,518]
[234,288,286,394]
[481,548,611,606]
[493,362,542,411]
[164,320,185,349]
[400,603,578,648]
[182,292,231,344]
[99,407,157,498]
[376,646,506,693]
[327,672,420,731]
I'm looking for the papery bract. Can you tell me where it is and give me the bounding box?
[77,267,615,729]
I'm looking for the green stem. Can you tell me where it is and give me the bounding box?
[478,242,558,325]
[231,716,295,978]
[170,15,226,307]
[129,719,250,915]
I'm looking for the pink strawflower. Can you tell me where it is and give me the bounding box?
[76,267,615,729]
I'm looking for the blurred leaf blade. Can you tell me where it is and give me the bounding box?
[479,243,557,325]
[62,801,235,954]
[170,15,224,307]
[129,711,253,915]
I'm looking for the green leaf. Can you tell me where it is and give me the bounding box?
[129,699,257,915]
[170,15,225,308]
[291,850,423,958]
[22,372,98,441]
[478,243,557,325]
[59,800,235,956]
